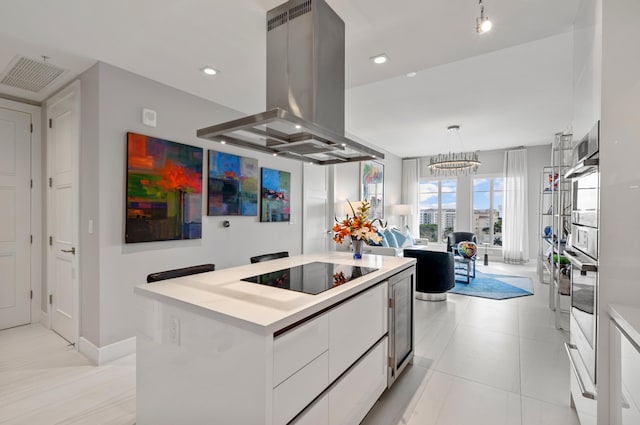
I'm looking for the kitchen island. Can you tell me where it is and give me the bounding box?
[135,252,415,425]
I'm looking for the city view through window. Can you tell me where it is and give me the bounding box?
[418,177,503,246]
[473,177,504,246]
[419,179,456,243]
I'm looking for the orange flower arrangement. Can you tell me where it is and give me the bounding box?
[332,200,385,245]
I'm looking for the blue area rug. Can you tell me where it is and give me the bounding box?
[449,271,534,300]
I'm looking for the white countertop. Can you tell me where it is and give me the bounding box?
[609,304,640,346]
[135,251,415,334]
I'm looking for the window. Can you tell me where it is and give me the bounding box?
[419,179,456,243]
[473,176,504,246]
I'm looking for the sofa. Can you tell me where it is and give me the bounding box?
[336,226,428,256]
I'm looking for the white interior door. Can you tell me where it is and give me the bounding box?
[47,83,79,344]
[0,106,31,330]
[303,164,331,254]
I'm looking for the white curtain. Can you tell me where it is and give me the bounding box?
[402,159,419,237]
[503,149,529,264]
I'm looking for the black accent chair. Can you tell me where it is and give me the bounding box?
[250,251,289,264]
[146,264,215,283]
[403,248,455,301]
[446,232,478,253]
[446,232,478,283]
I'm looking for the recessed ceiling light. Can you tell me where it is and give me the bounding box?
[220,140,226,144]
[341,143,346,147]
[201,66,218,76]
[406,72,417,78]
[370,54,388,64]
[295,124,301,129]
[273,153,278,157]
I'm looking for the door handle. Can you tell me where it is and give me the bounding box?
[61,247,76,255]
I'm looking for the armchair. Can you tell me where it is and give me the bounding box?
[403,248,455,301]
[446,232,478,283]
[446,232,478,253]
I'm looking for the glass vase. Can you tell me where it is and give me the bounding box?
[352,237,364,259]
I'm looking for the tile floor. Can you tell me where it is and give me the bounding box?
[0,323,135,425]
[362,261,580,425]
[0,261,579,424]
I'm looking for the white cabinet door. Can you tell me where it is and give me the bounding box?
[273,313,328,386]
[611,321,640,425]
[329,337,388,425]
[328,282,387,381]
[273,351,329,425]
[290,394,328,425]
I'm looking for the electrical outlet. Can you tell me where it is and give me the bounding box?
[168,316,180,345]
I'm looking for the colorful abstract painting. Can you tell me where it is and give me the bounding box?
[126,132,203,243]
[207,151,258,216]
[260,168,291,222]
[361,160,384,219]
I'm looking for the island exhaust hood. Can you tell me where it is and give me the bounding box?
[197,0,385,164]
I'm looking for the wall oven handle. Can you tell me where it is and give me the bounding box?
[563,250,598,272]
[564,342,597,400]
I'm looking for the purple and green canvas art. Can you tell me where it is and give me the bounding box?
[260,168,291,222]
[208,151,258,216]
[126,132,203,243]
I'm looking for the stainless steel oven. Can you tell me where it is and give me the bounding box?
[564,121,599,406]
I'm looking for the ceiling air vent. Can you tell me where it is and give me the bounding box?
[0,56,65,92]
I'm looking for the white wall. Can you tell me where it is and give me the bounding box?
[417,144,551,259]
[79,62,305,347]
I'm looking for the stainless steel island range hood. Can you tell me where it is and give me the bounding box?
[197,0,384,164]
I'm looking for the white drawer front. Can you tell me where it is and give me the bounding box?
[290,393,328,425]
[273,351,328,425]
[328,282,388,381]
[620,331,640,424]
[570,369,596,425]
[274,313,329,386]
[329,337,388,425]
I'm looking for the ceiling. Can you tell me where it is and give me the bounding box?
[0,0,580,158]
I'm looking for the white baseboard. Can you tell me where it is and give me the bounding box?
[40,310,50,328]
[79,336,136,365]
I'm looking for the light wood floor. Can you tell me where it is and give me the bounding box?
[0,323,135,425]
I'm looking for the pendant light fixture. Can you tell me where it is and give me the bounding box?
[476,0,492,34]
[428,125,481,176]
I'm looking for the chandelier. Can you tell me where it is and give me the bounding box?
[428,125,481,176]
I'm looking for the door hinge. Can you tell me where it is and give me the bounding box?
[30,290,33,300]
[49,177,52,187]
[49,236,53,246]
[388,357,393,368]
[49,294,53,305]
[49,118,52,128]
[30,235,33,244]
[30,123,33,133]
[30,179,33,188]
[388,298,393,308]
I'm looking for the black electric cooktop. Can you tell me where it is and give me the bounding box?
[241,262,378,295]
